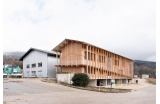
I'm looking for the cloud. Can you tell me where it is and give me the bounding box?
[3,0,156,61]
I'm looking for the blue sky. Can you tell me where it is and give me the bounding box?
[3,0,156,61]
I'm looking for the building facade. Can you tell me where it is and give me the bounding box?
[19,48,60,78]
[52,39,133,86]
[142,74,149,79]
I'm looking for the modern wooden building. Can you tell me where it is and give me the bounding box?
[52,39,133,86]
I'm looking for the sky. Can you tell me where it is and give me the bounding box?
[3,0,156,62]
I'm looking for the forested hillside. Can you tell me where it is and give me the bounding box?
[3,52,25,68]
[134,60,156,78]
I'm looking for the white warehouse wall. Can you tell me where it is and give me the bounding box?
[23,50,48,78]
[47,56,59,78]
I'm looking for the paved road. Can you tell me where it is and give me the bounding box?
[3,78,156,104]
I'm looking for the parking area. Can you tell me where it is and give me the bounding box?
[3,78,156,104]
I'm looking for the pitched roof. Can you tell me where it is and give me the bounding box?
[52,38,133,61]
[19,48,57,61]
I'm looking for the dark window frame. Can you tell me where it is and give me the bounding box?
[84,51,87,59]
[38,62,42,67]
[32,63,36,68]
[26,64,30,68]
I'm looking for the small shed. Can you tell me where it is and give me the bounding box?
[142,74,149,79]
[134,75,138,78]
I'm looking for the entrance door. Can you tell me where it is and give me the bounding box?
[31,71,36,77]
[107,79,111,85]
[38,70,42,78]
[97,80,100,86]
[26,71,30,77]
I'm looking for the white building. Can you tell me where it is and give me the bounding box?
[142,74,149,79]
[134,75,138,78]
[19,48,60,78]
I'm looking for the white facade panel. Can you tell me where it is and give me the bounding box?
[142,74,149,79]
[23,50,48,78]
[47,56,58,78]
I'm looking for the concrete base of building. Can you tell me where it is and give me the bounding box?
[88,79,97,86]
[56,73,74,84]
[88,79,132,87]
[88,79,114,87]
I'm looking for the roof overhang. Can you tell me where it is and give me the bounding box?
[19,48,57,61]
[52,38,133,61]
[52,39,68,52]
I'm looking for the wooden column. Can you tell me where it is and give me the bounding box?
[87,45,88,74]
[56,50,58,73]
[97,48,99,71]
[76,42,77,66]
[95,48,97,79]
[90,46,91,78]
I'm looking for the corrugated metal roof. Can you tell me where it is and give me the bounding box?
[19,48,58,61]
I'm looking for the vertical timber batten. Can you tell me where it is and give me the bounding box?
[56,50,57,73]
[53,39,134,86]
[87,45,88,74]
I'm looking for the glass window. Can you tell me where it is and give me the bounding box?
[32,71,36,76]
[84,67,87,73]
[91,53,92,61]
[99,55,101,62]
[88,67,90,74]
[26,64,30,68]
[32,63,36,68]
[84,51,87,59]
[88,52,90,60]
[38,62,42,67]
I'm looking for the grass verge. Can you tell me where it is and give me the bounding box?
[146,78,156,85]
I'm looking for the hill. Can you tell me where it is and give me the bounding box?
[134,60,156,78]
[3,51,25,68]
[3,51,25,59]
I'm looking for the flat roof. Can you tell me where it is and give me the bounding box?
[52,38,133,61]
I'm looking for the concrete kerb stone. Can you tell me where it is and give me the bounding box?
[57,81,132,93]
[41,78,132,93]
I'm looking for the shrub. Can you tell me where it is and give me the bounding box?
[72,73,89,87]
[146,78,156,85]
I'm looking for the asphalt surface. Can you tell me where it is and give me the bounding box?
[3,78,156,104]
